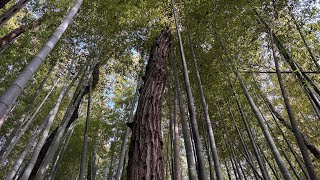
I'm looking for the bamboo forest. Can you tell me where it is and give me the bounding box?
[0,0,320,179]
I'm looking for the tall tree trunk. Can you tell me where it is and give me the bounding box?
[5,117,45,180]
[169,99,174,180]
[220,113,244,180]
[0,87,54,166]
[126,27,171,180]
[186,19,222,180]
[79,84,92,180]
[269,25,318,179]
[200,118,215,180]
[0,79,60,167]
[300,85,320,120]
[165,127,170,180]
[0,0,83,126]
[189,121,198,172]
[0,15,47,46]
[0,0,11,9]
[205,140,215,180]
[0,0,31,28]
[216,34,292,179]
[171,1,208,179]
[272,112,310,179]
[225,99,261,180]
[172,50,198,180]
[264,91,320,159]
[281,143,301,180]
[274,112,310,179]
[237,155,248,180]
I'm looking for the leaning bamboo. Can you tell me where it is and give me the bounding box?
[0,0,83,127]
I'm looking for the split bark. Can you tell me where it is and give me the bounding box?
[126,27,171,180]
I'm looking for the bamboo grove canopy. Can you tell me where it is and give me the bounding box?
[0,0,319,179]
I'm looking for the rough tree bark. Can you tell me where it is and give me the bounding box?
[126,27,171,180]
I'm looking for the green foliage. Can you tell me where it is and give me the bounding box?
[0,0,320,179]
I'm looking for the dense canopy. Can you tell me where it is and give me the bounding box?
[0,0,319,179]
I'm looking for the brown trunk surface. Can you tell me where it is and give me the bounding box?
[126,27,171,180]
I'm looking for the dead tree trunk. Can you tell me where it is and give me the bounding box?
[126,27,171,180]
